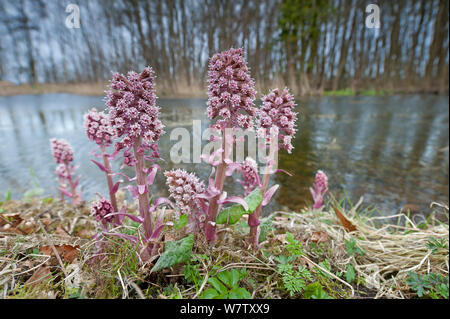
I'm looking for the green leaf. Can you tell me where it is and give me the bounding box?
[426,237,448,254]
[216,188,263,225]
[173,214,188,230]
[151,234,194,273]
[406,272,432,297]
[229,287,251,299]
[258,215,274,242]
[217,270,233,288]
[230,269,240,288]
[200,288,219,299]
[208,277,228,295]
[245,187,263,212]
[216,204,246,225]
[304,283,333,299]
[285,233,303,256]
[317,259,333,279]
[345,264,356,283]
[345,238,364,256]
[184,263,202,287]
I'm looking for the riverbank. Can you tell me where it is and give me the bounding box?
[1,81,447,98]
[0,81,206,99]
[1,195,448,299]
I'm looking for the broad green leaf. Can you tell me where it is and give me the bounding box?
[216,188,263,225]
[151,234,194,273]
[200,288,219,299]
[208,277,228,295]
[230,269,240,288]
[216,204,246,225]
[238,288,251,299]
[303,282,322,299]
[245,187,263,212]
[229,287,251,299]
[217,271,233,288]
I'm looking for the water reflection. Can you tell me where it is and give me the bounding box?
[0,94,448,217]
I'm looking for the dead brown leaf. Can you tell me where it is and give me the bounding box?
[18,220,36,234]
[310,230,328,243]
[40,244,80,263]
[54,224,71,238]
[332,205,357,232]
[0,213,22,227]
[40,217,53,226]
[25,266,52,287]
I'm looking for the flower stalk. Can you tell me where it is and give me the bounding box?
[248,88,298,248]
[132,136,152,236]
[84,108,118,222]
[203,47,257,244]
[100,142,118,212]
[50,138,81,205]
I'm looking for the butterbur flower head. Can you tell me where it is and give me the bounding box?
[239,157,260,195]
[164,169,205,215]
[50,138,74,164]
[311,170,328,209]
[206,48,257,130]
[105,67,165,149]
[55,164,70,180]
[259,88,297,153]
[91,197,114,225]
[315,170,328,192]
[84,108,114,145]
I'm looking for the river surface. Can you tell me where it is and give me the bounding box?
[0,94,448,219]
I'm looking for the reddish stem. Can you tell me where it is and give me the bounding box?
[204,125,230,244]
[64,163,79,205]
[101,143,118,219]
[132,137,152,237]
[248,140,276,248]
[248,172,270,248]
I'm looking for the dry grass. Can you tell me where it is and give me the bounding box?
[271,201,448,298]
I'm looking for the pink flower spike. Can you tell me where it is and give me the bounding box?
[91,197,114,226]
[258,88,298,153]
[238,157,261,195]
[84,108,114,146]
[50,138,74,164]
[106,67,165,148]
[164,169,206,216]
[206,48,257,130]
[311,170,328,209]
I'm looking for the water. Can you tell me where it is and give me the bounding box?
[0,94,448,218]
